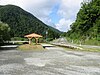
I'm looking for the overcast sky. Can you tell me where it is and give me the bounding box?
[0,0,83,32]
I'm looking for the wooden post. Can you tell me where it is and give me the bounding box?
[28,38,32,44]
[35,38,38,44]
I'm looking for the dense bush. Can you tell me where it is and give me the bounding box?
[0,22,10,45]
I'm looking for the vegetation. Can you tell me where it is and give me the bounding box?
[66,0,100,45]
[64,46,100,52]
[0,5,61,40]
[0,21,10,45]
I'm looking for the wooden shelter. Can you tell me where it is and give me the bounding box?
[24,33,43,44]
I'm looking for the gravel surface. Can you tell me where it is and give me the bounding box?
[0,44,100,75]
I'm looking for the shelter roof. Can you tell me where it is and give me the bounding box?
[24,33,42,38]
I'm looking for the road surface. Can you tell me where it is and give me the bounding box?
[0,44,100,75]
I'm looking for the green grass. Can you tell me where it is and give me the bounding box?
[66,37,100,46]
[83,40,100,46]
[63,46,100,52]
[79,46,100,52]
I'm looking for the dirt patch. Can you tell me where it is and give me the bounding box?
[17,44,45,51]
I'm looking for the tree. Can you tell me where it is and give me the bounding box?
[67,0,100,40]
[0,21,10,45]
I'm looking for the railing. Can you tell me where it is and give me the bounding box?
[5,41,28,44]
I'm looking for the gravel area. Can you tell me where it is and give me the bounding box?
[0,44,100,75]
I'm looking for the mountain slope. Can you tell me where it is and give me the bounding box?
[0,5,61,39]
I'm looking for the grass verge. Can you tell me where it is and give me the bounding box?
[79,46,100,52]
[63,46,100,52]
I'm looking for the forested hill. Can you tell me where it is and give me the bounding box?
[67,0,100,41]
[0,5,61,39]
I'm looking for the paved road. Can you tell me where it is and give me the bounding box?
[0,44,100,75]
[51,38,100,52]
